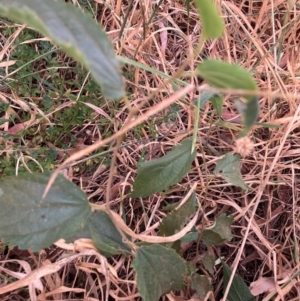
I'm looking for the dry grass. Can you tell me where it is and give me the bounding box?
[1,0,300,300]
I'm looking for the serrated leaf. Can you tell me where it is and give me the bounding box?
[191,274,213,299]
[0,0,124,99]
[131,138,196,198]
[132,244,186,301]
[202,253,215,274]
[201,214,233,247]
[222,261,255,301]
[197,60,257,101]
[89,211,131,257]
[0,172,92,251]
[214,153,248,189]
[194,0,224,38]
[158,192,197,236]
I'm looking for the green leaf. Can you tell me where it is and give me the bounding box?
[180,229,198,243]
[191,274,213,299]
[65,222,92,242]
[222,260,255,301]
[0,118,9,125]
[214,153,248,190]
[186,0,190,21]
[197,60,257,101]
[196,90,222,109]
[131,138,196,198]
[242,97,259,130]
[0,0,124,99]
[186,262,197,276]
[118,56,188,88]
[161,201,180,212]
[170,240,182,255]
[194,0,224,38]
[234,98,259,134]
[201,214,233,247]
[89,211,131,257]
[214,120,242,131]
[132,244,186,301]
[0,172,92,251]
[210,94,223,116]
[158,192,197,236]
[202,253,215,274]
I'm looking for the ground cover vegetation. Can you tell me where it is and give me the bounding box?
[0,0,299,300]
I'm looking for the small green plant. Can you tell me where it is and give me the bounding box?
[0,1,258,301]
